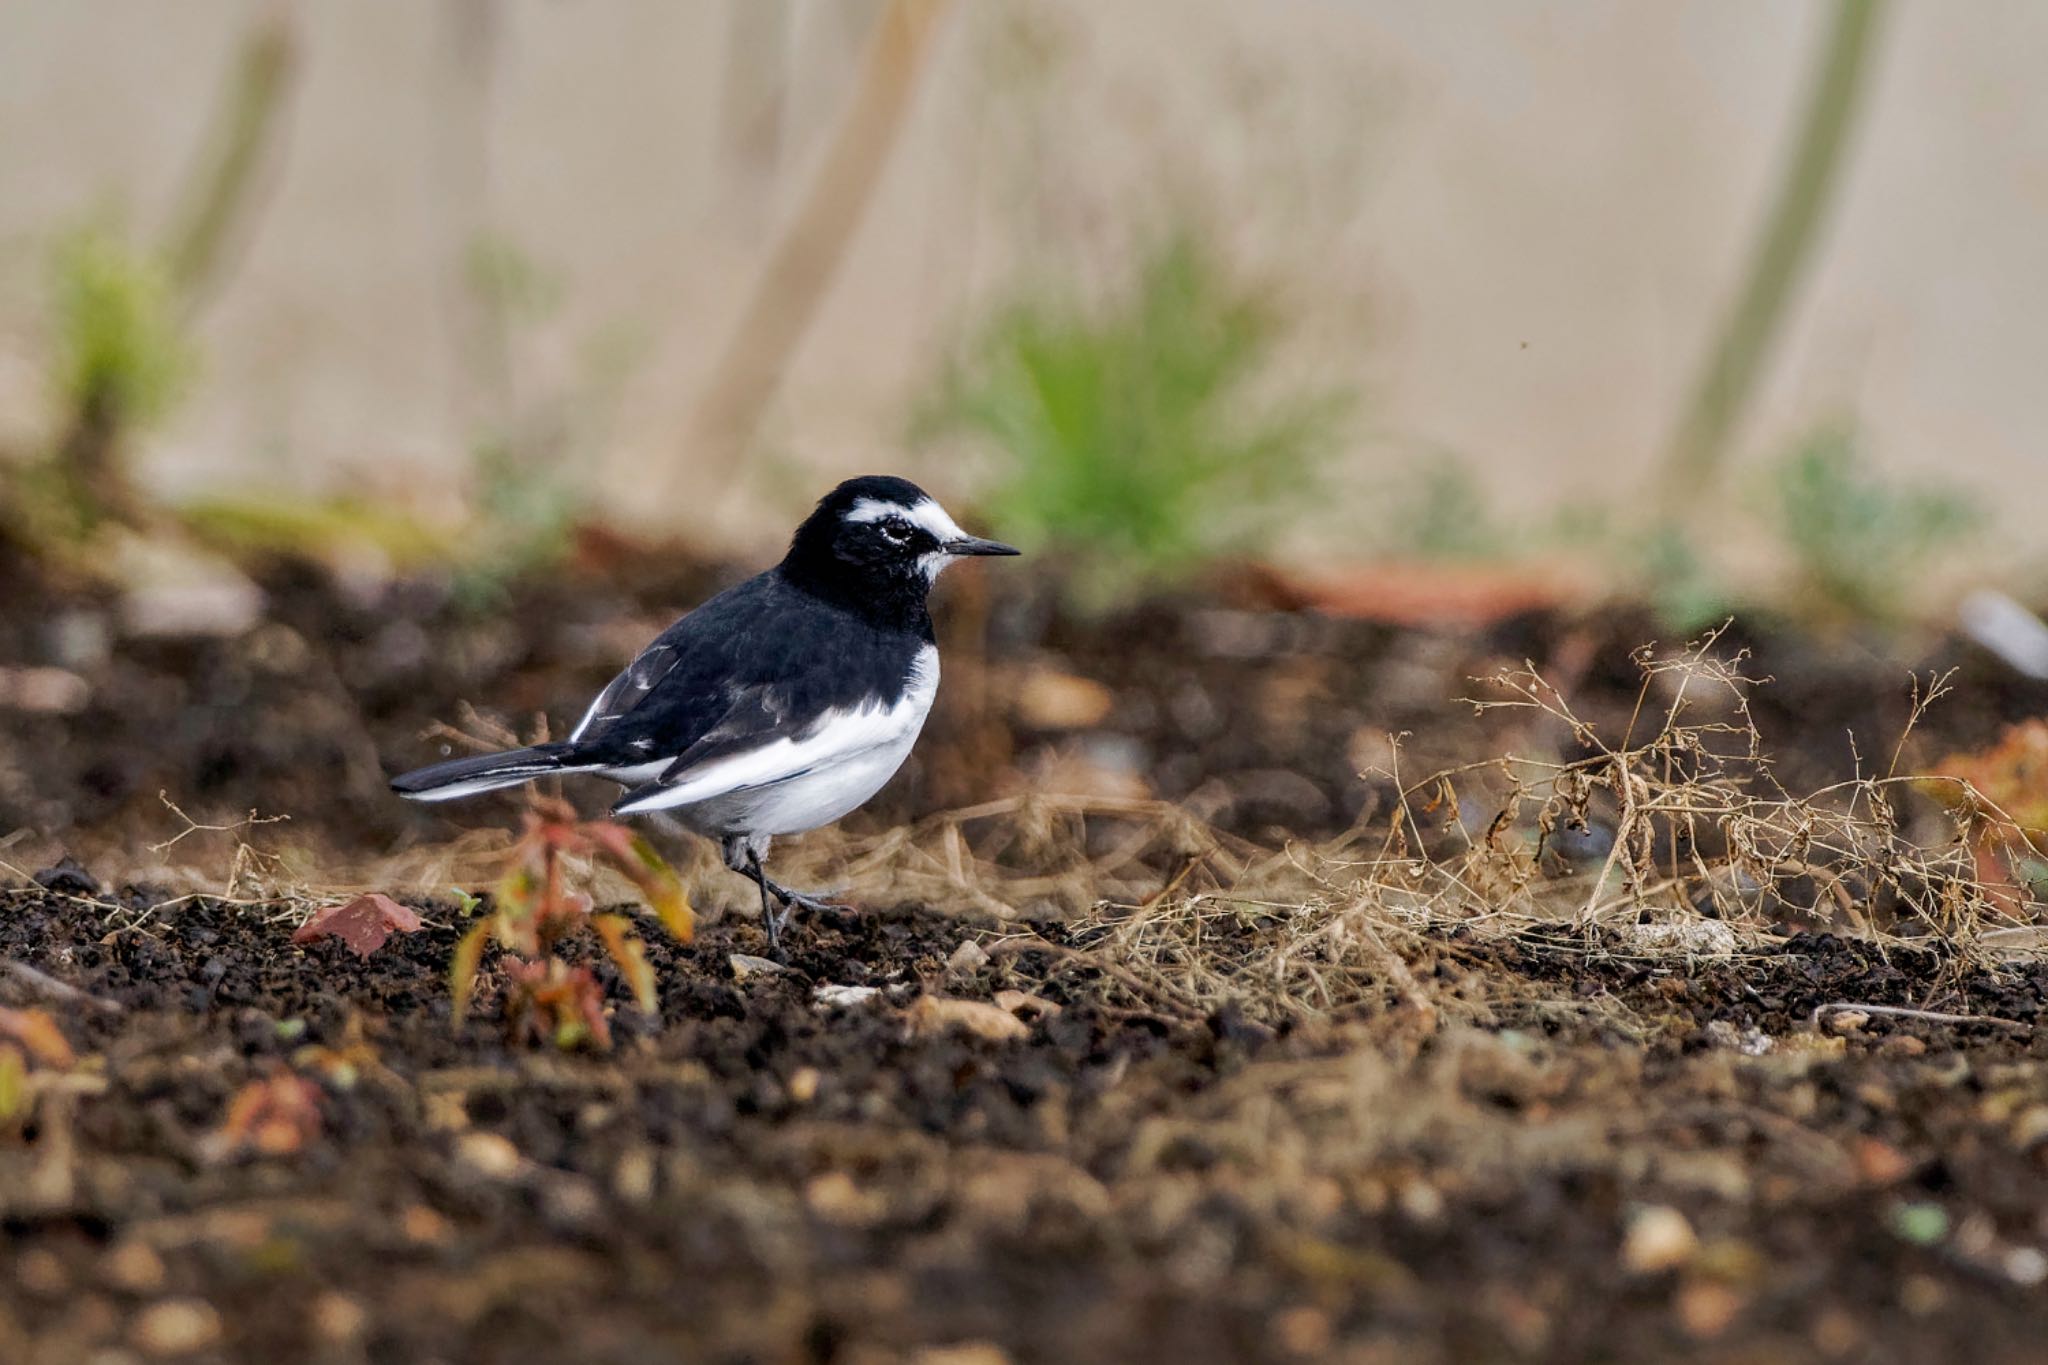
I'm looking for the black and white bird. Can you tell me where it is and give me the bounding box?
[391,475,1018,949]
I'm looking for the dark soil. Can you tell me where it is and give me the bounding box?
[7,543,2048,857]
[7,547,2048,1363]
[4,879,2048,1364]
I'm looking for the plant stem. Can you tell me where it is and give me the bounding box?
[162,6,298,314]
[1660,0,1889,511]
[678,0,953,488]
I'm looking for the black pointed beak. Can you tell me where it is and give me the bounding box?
[944,535,1021,557]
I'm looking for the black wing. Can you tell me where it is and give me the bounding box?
[565,568,928,778]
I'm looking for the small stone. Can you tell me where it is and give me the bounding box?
[1675,1280,1744,1340]
[456,1131,522,1179]
[101,1241,167,1294]
[131,1298,224,1356]
[541,1177,603,1228]
[1812,1306,1862,1358]
[1825,1010,1869,1036]
[1853,1137,1913,1186]
[1900,1274,1947,1316]
[1623,1205,1698,1275]
[19,1248,69,1297]
[1011,665,1115,730]
[730,953,790,981]
[2009,1104,2048,1148]
[946,940,989,976]
[814,983,882,1009]
[1273,1305,1332,1356]
[788,1066,821,1104]
[613,1148,657,1204]
[0,665,91,715]
[310,1292,367,1343]
[1880,1035,1927,1058]
[400,1204,452,1246]
[805,1170,882,1224]
[1396,1178,1443,1225]
[910,1344,1012,1365]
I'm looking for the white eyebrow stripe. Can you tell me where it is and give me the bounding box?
[847,496,967,543]
[844,497,903,524]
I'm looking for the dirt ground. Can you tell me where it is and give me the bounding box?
[5,545,2048,1364]
[5,881,2048,1364]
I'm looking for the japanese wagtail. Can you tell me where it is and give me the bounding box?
[391,475,1019,949]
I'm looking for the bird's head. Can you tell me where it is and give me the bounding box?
[784,476,1018,605]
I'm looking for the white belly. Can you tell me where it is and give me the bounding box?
[615,644,938,835]
[685,723,924,836]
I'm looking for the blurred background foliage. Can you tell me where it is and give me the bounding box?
[916,232,1351,607]
[0,0,2031,629]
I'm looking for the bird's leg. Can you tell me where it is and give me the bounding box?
[741,851,843,944]
[746,850,784,956]
[756,869,839,920]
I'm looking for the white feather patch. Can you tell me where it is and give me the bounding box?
[613,645,940,832]
[845,496,968,544]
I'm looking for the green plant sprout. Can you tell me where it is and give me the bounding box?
[1765,424,1977,624]
[917,231,1352,607]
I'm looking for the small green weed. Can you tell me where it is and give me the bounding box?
[1765,424,1977,623]
[917,232,1352,607]
[50,223,194,432]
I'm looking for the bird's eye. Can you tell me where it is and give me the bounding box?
[879,520,911,544]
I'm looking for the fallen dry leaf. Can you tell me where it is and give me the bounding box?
[293,893,423,959]
[993,989,1061,1020]
[201,1067,322,1163]
[0,1006,77,1069]
[909,995,1030,1042]
[131,1298,225,1357]
[1012,664,1116,730]
[1854,1136,1914,1186]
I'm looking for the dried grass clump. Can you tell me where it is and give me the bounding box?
[959,626,2036,1026]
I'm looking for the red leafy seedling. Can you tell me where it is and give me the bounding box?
[0,1005,77,1125]
[450,797,694,1049]
[200,1065,323,1163]
[293,893,424,958]
[1923,720,2048,917]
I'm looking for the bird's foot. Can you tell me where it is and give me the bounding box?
[762,881,841,947]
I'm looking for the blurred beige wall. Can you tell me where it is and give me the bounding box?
[3,1,2045,550]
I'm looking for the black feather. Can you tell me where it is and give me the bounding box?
[391,475,968,809]
[389,743,581,798]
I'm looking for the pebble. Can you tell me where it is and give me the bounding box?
[130,1299,223,1357]
[787,1066,821,1104]
[310,1292,367,1343]
[455,1131,522,1179]
[1623,1205,1699,1275]
[400,1204,453,1246]
[100,1241,167,1294]
[910,1344,1012,1365]
[613,1148,657,1204]
[1272,1305,1333,1356]
[730,953,790,981]
[814,983,882,1009]
[1675,1281,1743,1339]
[19,1248,69,1297]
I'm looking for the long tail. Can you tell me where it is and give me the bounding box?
[389,743,593,803]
